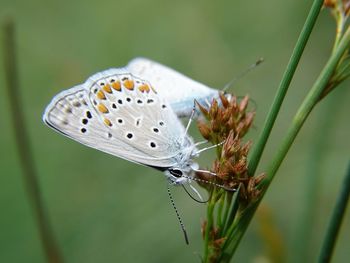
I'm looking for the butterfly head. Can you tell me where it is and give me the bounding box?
[165,161,199,185]
[166,168,189,185]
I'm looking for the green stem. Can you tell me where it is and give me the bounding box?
[220,192,233,235]
[203,190,217,262]
[264,26,350,185]
[217,194,225,230]
[2,18,64,263]
[223,212,240,249]
[220,14,350,261]
[332,0,346,53]
[293,94,340,262]
[248,0,324,177]
[318,162,350,263]
[220,203,258,262]
[221,187,241,240]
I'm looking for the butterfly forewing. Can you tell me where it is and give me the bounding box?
[43,72,189,168]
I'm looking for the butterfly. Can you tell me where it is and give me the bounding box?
[43,59,235,244]
[43,68,207,185]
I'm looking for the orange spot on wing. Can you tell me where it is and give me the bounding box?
[139,84,150,93]
[124,79,134,90]
[112,81,121,91]
[103,84,112,93]
[97,103,109,113]
[96,90,106,100]
[104,118,112,126]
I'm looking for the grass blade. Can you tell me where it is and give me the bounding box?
[2,17,64,263]
[318,162,350,263]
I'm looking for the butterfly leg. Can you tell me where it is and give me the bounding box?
[194,140,208,147]
[181,184,208,203]
[181,173,236,192]
[193,141,225,156]
[192,168,216,176]
[183,101,196,137]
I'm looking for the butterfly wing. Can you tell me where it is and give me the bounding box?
[43,70,191,168]
[126,57,219,117]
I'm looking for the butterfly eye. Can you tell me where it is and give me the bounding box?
[169,168,183,178]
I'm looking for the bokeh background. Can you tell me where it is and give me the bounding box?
[0,0,349,262]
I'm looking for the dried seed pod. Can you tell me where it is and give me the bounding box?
[197,121,212,140]
[195,99,209,119]
[254,173,266,186]
[219,92,229,108]
[195,93,260,201]
[209,99,219,119]
[239,95,249,112]
[211,118,221,133]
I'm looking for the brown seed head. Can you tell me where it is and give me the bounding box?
[324,0,336,8]
[219,92,229,108]
[213,237,227,248]
[222,131,236,158]
[197,121,212,140]
[209,99,219,119]
[324,0,350,16]
[239,95,249,112]
[211,119,221,133]
[195,93,261,201]
[195,99,209,119]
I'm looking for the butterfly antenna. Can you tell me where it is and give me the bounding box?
[223,58,264,92]
[237,95,258,111]
[167,185,189,245]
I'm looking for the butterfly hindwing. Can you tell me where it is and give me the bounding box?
[126,57,218,116]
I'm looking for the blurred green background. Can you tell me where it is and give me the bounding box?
[0,0,349,262]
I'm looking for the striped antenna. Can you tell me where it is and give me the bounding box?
[223,58,264,92]
[167,185,189,245]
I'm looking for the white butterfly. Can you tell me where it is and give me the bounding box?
[126,57,219,117]
[43,69,204,185]
[43,60,235,244]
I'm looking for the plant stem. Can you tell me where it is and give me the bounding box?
[217,194,225,230]
[220,203,258,262]
[221,192,233,235]
[318,162,350,263]
[248,0,324,177]
[220,9,350,261]
[2,18,64,263]
[264,25,350,185]
[293,94,340,262]
[332,1,345,53]
[203,189,216,262]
